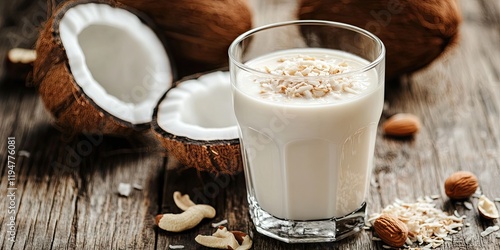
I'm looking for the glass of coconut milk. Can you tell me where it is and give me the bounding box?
[229,20,385,243]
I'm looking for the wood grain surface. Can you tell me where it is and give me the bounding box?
[1,0,499,249]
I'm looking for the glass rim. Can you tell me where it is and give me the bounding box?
[228,20,386,79]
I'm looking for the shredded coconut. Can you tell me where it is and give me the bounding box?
[169,245,185,249]
[19,150,31,158]
[118,183,132,197]
[369,198,464,249]
[132,183,143,190]
[255,55,369,99]
[430,195,440,200]
[481,226,500,237]
[463,201,473,210]
[472,188,482,198]
[211,219,228,228]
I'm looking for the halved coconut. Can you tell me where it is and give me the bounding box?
[33,0,172,135]
[152,71,242,174]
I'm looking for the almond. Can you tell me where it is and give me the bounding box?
[444,171,479,200]
[373,213,409,247]
[383,113,421,137]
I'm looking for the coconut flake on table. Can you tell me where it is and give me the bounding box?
[472,188,482,198]
[118,183,132,197]
[480,226,499,237]
[463,201,473,210]
[211,219,228,228]
[368,198,464,249]
[168,245,185,249]
[18,150,30,158]
[430,194,440,200]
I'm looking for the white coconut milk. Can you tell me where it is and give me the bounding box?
[233,48,384,220]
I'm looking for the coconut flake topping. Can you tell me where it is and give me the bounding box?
[255,54,370,99]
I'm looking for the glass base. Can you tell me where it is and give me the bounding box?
[248,197,366,243]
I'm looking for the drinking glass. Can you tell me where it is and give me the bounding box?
[229,20,385,243]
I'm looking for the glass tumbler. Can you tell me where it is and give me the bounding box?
[229,20,385,243]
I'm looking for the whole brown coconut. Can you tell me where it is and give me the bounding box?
[118,0,253,76]
[33,0,173,135]
[298,0,461,80]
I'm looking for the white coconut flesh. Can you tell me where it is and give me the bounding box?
[157,71,239,141]
[59,3,172,124]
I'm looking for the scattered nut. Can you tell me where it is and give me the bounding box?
[173,191,196,211]
[478,195,499,219]
[230,230,249,246]
[373,214,408,248]
[444,171,479,200]
[382,113,421,137]
[369,198,463,248]
[7,48,37,64]
[5,48,37,82]
[155,192,216,232]
[195,226,252,250]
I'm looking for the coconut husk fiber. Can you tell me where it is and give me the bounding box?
[298,0,461,80]
[153,131,242,174]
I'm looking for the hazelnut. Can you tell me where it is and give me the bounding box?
[444,171,479,200]
[373,213,409,247]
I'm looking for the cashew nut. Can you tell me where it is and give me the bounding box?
[236,235,252,250]
[173,191,196,211]
[155,191,216,232]
[195,226,252,250]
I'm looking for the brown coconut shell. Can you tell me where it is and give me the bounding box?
[298,0,461,80]
[117,0,253,77]
[33,0,168,136]
[151,71,242,174]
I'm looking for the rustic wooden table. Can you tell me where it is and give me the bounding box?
[1,0,499,249]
